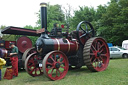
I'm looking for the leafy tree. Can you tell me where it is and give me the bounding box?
[97,0,128,45]
[95,5,107,21]
[71,6,96,29]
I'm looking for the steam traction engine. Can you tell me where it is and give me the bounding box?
[23,3,110,80]
[0,35,33,69]
[0,2,110,81]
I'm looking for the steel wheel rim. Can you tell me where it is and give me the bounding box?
[22,47,36,64]
[43,51,69,80]
[25,52,43,77]
[84,37,110,72]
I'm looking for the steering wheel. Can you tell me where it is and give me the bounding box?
[76,21,95,45]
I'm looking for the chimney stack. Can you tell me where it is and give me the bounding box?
[40,3,47,31]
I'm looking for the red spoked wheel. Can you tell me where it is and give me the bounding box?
[25,52,43,77]
[43,51,69,80]
[83,37,110,72]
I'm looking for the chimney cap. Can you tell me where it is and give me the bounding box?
[40,3,47,7]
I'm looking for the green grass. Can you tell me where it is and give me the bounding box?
[0,59,128,85]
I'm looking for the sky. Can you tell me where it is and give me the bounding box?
[0,0,110,27]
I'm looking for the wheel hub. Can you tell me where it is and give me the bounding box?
[55,63,60,68]
[97,52,101,57]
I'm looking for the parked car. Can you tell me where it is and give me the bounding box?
[109,46,128,58]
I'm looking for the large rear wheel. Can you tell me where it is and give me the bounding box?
[43,51,69,80]
[83,37,110,72]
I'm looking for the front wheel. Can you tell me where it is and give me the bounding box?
[43,51,69,80]
[25,53,43,77]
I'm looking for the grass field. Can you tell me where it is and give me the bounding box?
[0,59,128,85]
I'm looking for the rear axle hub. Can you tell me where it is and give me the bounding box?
[97,52,101,57]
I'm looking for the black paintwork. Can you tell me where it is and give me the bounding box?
[40,3,47,31]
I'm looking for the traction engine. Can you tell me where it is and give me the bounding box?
[24,3,110,80]
[0,36,33,69]
[1,2,110,80]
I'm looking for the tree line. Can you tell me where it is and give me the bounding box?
[1,0,128,46]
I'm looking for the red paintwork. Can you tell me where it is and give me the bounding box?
[5,41,16,49]
[43,51,69,80]
[10,57,18,76]
[53,38,78,55]
[79,31,92,45]
[16,36,32,53]
[61,25,64,28]
[90,38,110,71]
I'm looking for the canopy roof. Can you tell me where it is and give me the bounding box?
[1,26,40,36]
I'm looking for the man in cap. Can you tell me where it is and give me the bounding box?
[9,42,18,77]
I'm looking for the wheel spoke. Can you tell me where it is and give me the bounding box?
[59,61,65,65]
[46,62,53,65]
[90,56,93,61]
[101,54,107,57]
[50,68,54,75]
[27,64,35,68]
[57,69,62,75]
[99,56,104,62]
[97,42,100,51]
[80,26,86,33]
[46,66,54,72]
[39,67,42,73]
[94,40,98,50]
[92,58,96,64]
[54,54,57,61]
[56,69,58,77]
[88,30,92,33]
[91,44,97,51]
[34,68,37,75]
[99,50,103,54]
[85,23,88,32]
[58,56,62,61]
[99,44,105,51]
[80,33,87,38]
[50,56,56,63]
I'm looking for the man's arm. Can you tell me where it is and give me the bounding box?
[10,52,17,56]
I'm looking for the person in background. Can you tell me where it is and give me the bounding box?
[0,57,6,80]
[9,42,18,77]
